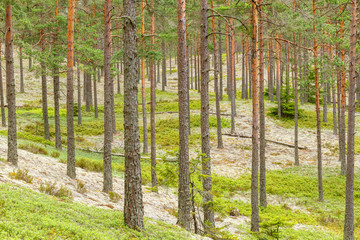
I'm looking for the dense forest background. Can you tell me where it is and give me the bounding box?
[0,0,359,239]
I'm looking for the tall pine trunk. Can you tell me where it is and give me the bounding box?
[66,0,76,179]
[5,3,17,166]
[103,0,113,193]
[0,40,6,127]
[41,32,50,141]
[259,0,266,208]
[162,40,167,91]
[54,1,62,149]
[250,0,260,231]
[176,0,191,230]
[293,0,299,166]
[123,0,144,231]
[200,0,215,229]
[211,1,223,149]
[19,47,24,93]
[313,0,323,201]
[339,17,346,176]
[77,59,82,126]
[150,0,158,192]
[343,0,356,238]
[218,22,223,101]
[141,3,148,155]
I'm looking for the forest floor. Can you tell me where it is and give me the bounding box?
[0,51,359,239]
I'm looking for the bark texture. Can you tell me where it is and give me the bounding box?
[5,3,18,166]
[200,0,215,229]
[343,1,356,238]
[176,0,191,230]
[123,0,144,231]
[103,0,113,193]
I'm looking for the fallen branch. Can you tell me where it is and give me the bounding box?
[78,148,178,162]
[223,133,307,150]
[209,112,245,117]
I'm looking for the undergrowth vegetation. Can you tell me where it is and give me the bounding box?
[0,184,197,239]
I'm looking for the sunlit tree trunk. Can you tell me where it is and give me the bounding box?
[250,0,260,232]
[66,0,76,179]
[141,2,148,155]
[339,15,346,176]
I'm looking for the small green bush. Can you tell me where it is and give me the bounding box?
[9,169,33,184]
[76,180,87,194]
[108,191,121,203]
[51,151,61,158]
[39,181,72,199]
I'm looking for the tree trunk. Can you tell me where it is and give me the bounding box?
[268,40,274,102]
[40,33,50,141]
[169,48,172,75]
[339,17,346,176]
[211,1,223,149]
[28,55,32,70]
[94,68,98,118]
[313,0,323,202]
[117,62,121,94]
[200,0,215,229]
[77,60,82,126]
[162,40,167,91]
[0,40,6,127]
[258,0,266,209]
[176,0,191,230]
[293,1,299,166]
[150,0,158,192]
[218,22,223,101]
[194,45,198,91]
[85,72,91,112]
[242,37,246,99]
[123,0,144,231]
[344,1,356,238]
[19,47,24,93]
[141,3,149,155]
[197,42,201,92]
[103,0,113,193]
[250,1,260,232]
[323,82,328,122]
[66,0,76,179]
[276,34,281,118]
[5,3,17,166]
[54,1,62,149]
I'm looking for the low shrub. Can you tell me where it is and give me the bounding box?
[9,169,33,184]
[39,181,72,199]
